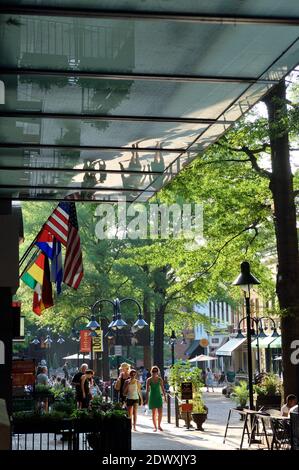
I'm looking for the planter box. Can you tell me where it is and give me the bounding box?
[256,395,282,410]
[191,412,207,431]
[13,417,73,434]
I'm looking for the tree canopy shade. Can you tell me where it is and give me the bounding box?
[0,1,299,201]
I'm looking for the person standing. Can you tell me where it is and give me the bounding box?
[36,366,49,385]
[123,369,142,431]
[71,363,88,408]
[145,366,166,432]
[80,369,94,409]
[62,361,69,381]
[114,362,131,404]
[206,368,214,392]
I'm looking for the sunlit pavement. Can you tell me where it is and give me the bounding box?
[132,387,248,450]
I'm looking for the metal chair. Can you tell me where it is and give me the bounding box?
[270,417,291,450]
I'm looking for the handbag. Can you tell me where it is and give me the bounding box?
[114,378,121,392]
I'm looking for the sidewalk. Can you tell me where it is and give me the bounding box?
[132,387,245,450]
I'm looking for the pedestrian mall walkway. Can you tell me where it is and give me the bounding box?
[132,387,250,450]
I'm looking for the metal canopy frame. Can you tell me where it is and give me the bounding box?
[0,2,298,202]
[0,110,233,125]
[0,143,185,153]
[0,68,278,85]
[0,6,298,25]
[0,165,164,175]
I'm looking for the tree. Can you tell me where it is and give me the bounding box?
[159,77,298,396]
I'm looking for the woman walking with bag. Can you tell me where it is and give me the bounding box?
[145,366,166,432]
[114,362,131,403]
[123,369,142,431]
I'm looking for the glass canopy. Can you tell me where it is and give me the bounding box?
[0,1,298,201]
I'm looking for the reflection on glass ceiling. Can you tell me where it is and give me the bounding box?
[0,1,298,201]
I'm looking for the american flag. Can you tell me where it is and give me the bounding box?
[44,202,83,290]
[43,201,70,246]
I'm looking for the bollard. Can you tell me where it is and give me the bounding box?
[167,394,171,424]
[175,395,179,428]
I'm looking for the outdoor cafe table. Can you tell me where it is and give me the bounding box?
[248,412,291,450]
[224,408,276,450]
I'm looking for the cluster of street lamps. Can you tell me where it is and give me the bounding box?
[70,297,148,375]
[232,261,282,410]
[86,297,148,336]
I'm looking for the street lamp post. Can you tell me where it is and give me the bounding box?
[88,297,148,380]
[237,316,280,374]
[233,261,260,410]
[31,328,65,372]
[169,330,177,366]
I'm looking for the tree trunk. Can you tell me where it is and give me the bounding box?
[153,305,165,378]
[263,80,299,398]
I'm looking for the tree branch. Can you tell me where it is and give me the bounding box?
[216,142,272,178]
[166,220,262,301]
[294,189,299,198]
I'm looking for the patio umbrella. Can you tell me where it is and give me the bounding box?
[62,353,91,360]
[273,356,282,361]
[189,354,217,362]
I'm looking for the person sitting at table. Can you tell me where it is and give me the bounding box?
[281,394,297,416]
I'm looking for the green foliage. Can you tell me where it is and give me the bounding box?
[168,360,205,413]
[34,384,53,396]
[51,400,75,416]
[50,386,75,402]
[253,374,282,397]
[231,381,249,407]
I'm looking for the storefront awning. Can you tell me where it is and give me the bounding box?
[185,340,203,359]
[0,2,298,201]
[251,336,279,348]
[268,336,282,348]
[216,337,246,356]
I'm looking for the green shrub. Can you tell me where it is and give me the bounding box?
[253,374,281,397]
[231,381,249,407]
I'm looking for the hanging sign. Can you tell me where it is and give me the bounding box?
[114,345,122,356]
[80,330,91,353]
[181,382,193,400]
[93,329,103,352]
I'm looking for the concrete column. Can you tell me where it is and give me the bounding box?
[0,200,19,419]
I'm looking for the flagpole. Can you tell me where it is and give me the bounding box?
[19,202,61,267]
[19,233,39,267]
[19,247,40,279]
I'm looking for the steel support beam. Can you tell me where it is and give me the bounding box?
[0,166,165,175]
[0,6,298,25]
[0,67,278,85]
[0,143,185,153]
[0,184,154,193]
[0,110,233,125]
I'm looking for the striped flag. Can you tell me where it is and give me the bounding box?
[43,201,70,246]
[62,202,83,289]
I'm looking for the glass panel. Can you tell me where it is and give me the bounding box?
[0,186,142,202]
[5,1,299,17]
[188,82,273,154]
[0,15,297,77]
[0,74,249,119]
[0,118,209,149]
[0,148,182,171]
[0,168,166,191]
